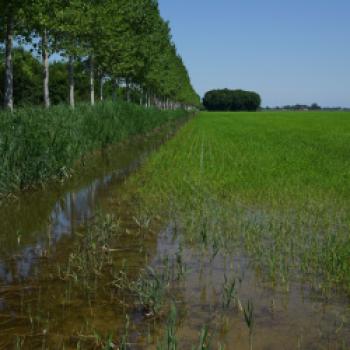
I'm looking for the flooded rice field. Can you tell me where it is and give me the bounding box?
[0,117,350,349]
[0,126,174,348]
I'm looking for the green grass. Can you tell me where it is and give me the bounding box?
[0,101,187,195]
[131,111,350,294]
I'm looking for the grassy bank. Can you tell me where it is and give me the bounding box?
[0,101,187,196]
[131,111,350,294]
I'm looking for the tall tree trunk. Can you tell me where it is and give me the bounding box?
[42,29,50,108]
[144,90,148,108]
[4,14,14,111]
[99,73,104,102]
[89,55,95,106]
[68,55,75,108]
[112,79,118,101]
[126,78,131,103]
[139,87,143,106]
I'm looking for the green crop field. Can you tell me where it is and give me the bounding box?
[132,111,350,293]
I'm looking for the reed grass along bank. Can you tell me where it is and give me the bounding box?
[0,101,188,196]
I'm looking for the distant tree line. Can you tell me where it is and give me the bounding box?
[203,89,261,111]
[263,103,349,111]
[0,0,200,111]
[264,103,321,111]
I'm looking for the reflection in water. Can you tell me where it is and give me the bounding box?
[0,122,188,348]
[0,264,12,284]
[0,144,148,284]
[0,177,102,283]
[149,222,350,349]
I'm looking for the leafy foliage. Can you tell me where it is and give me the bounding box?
[203,89,261,111]
[0,0,200,109]
[0,48,41,106]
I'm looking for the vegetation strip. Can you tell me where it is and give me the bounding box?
[0,101,189,196]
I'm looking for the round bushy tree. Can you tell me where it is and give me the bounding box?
[203,89,261,111]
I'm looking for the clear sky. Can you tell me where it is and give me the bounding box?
[158,0,350,107]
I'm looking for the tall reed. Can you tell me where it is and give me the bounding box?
[0,101,188,195]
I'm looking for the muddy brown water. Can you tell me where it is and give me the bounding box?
[0,123,349,349]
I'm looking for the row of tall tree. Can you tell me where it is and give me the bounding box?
[0,48,108,106]
[0,0,200,111]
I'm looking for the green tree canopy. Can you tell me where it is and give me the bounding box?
[203,89,261,111]
[1,0,200,110]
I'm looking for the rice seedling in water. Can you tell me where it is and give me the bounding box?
[119,314,130,350]
[222,275,237,309]
[210,234,220,262]
[133,211,152,237]
[58,213,121,291]
[119,111,350,348]
[15,336,24,349]
[111,260,130,291]
[174,245,187,280]
[195,325,210,350]
[157,303,178,350]
[129,266,170,317]
[243,300,255,350]
[130,111,350,295]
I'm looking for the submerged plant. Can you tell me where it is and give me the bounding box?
[222,275,237,309]
[15,336,25,350]
[157,303,178,350]
[196,326,210,350]
[119,314,130,350]
[175,245,187,280]
[243,300,255,350]
[129,266,170,317]
[133,212,152,237]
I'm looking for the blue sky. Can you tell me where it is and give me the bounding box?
[158,0,350,107]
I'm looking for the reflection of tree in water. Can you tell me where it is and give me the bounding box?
[0,198,163,349]
[0,145,153,285]
[0,176,107,284]
[0,122,185,348]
